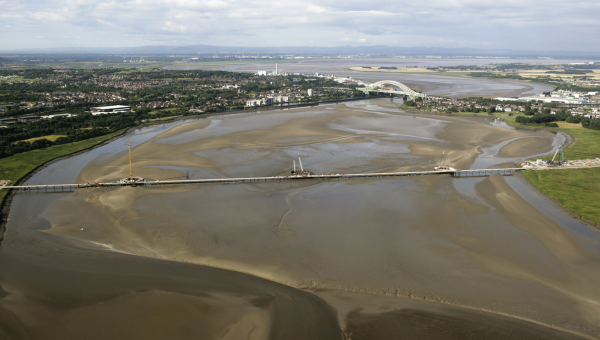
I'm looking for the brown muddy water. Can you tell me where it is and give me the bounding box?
[1,98,599,340]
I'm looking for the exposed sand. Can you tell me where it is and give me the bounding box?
[75,101,556,184]
[498,137,555,158]
[1,98,597,339]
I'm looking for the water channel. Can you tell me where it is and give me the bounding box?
[1,97,599,340]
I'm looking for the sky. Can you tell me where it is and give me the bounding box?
[2,0,599,52]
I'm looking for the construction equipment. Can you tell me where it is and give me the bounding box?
[551,144,566,165]
[290,154,313,177]
[434,151,456,171]
[128,138,133,181]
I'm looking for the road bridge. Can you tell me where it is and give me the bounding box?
[2,168,523,193]
[358,80,428,100]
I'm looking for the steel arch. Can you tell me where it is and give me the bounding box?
[359,80,426,99]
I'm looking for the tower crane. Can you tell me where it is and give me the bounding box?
[128,138,133,181]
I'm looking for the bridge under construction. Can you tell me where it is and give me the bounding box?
[2,168,523,193]
[5,145,596,194]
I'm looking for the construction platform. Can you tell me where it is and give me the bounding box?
[522,158,600,170]
[1,168,522,193]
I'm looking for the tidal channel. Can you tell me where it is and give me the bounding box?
[1,98,599,340]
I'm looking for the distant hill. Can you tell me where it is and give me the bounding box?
[1,45,599,59]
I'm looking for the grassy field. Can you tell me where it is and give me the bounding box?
[514,123,600,160]
[0,128,127,206]
[523,168,600,225]
[554,127,600,159]
[146,115,182,122]
[0,76,41,82]
[522,124,600,226]
[20,135,67,143]
[413,109,527,123]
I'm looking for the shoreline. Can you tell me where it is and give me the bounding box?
[400,107,600,230]
[0,95,378,245]
[3,101,594,247]
[0,128,134,245]
[513,171,600,232]
[2,99,599,339]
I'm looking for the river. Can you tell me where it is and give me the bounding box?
[165,57,570,98]
[1,98,599,340]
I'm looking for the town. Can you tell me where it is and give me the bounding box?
[0,67,367,119]
[405,89,600,119]
[0,67,371,158]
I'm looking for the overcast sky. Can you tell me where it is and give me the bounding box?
[2,0,599,51]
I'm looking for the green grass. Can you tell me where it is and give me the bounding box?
[146,115,182,122]
[19,135,67,143]
[514,125,600,161]
[523,168,600,225]
[0,128,127,206]
[521,125,600,226]
[556,127,600,159]
[0,76,41,82]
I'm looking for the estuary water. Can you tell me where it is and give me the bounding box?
[1,99,599,340]
[168,57,564,98]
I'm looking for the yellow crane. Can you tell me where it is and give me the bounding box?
[128,138,133,181]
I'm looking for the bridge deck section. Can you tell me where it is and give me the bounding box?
[1,168,523,192]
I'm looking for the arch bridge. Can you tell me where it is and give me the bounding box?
[358,80,427,100]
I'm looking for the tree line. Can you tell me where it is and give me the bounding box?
[514,110,600,130]
[0,113,136,159]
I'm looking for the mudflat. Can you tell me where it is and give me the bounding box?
[1,98,597,339]
[498,136,555,158]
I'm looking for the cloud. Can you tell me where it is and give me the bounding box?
[0,0,598,51]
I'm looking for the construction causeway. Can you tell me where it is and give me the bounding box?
[2,168,523,193]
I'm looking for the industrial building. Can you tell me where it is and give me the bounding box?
[90,105,131,115]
